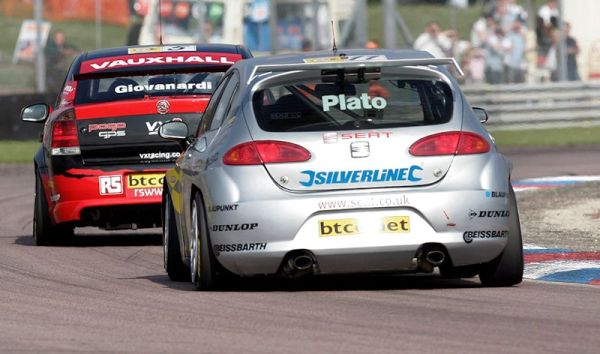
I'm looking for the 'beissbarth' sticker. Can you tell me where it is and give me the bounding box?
[80,52,242,74]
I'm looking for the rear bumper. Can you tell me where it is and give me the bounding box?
[208,189,512,276]
[216,234,506,276]
[47,165,167,227]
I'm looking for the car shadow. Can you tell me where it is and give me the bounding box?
[137,272,482,293]
[14,231,162,247]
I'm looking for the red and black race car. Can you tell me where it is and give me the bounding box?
[21,44,251,245]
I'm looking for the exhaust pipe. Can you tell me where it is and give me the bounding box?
[290,255,313,271]
[281,251,315,278]
[416,245,447,273]
[424,250,445,266]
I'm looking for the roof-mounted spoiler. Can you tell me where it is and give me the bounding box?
[248,57,463,84]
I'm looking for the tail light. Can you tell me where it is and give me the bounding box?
[409,131,490,156]
[223,141,311,165]
[51,109,81,156]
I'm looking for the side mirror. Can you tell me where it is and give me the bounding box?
[159,121,190,149]
[21,103,49,123]
[472,107,489,124]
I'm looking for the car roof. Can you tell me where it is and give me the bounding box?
[233,48,459,85]
[80,43,252,61]
[242,48,434,66]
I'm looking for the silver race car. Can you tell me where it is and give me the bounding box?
[160,49,523,289]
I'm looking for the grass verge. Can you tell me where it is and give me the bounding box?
[491,126,600,147]
[0,140,39,163]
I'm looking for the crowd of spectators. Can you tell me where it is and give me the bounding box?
[413,0,580,85]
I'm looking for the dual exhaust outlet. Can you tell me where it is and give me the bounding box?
[281,246,447,277]
[417,246,447,273]
[282,252,315,278]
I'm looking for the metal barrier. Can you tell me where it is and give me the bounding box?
[462,81,600,129]
[0,93,52,140]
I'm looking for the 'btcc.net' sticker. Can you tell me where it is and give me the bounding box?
[126,173,164,198]
[318,216,410,237]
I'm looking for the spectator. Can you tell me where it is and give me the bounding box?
[564,22,581,81]
[484,0,527,34]
[504,19,527,83]
[301,39,312,52]
[538,0,559,27]
[462,46,486,84]
[544,28,560,81]
[484,25,511,84]
[413,22,454,58]
[365,39,380,49]
[45,30,78,92]
[471,12,495,49]
[505,0,528,24]
[494,1,513,33]
[536,0,559,62]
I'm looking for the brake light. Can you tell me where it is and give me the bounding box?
[223,141,311,165]
[51,109,81,156]
[58,81,77,108]
[409,131,490,156]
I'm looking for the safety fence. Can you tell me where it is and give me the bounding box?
[463,81,600,129]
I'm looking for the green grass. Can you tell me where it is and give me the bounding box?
[491,126,600,147]
[0,140,39,163]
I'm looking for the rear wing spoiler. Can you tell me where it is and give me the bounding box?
[248,57,463,84]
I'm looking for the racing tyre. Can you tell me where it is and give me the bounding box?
[190,193,218,290]
[33,171,74,246]
[479,186,524,287]
[163,193,189,281]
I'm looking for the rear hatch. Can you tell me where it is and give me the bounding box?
[248,66,466,191]
[71,47,246,166]
[74,71,221,166]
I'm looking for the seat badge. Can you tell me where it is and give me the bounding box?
[156,100,170,114]
[350,141,370,158]
[322,132,338,144]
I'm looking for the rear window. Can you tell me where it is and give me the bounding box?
[252,77,453,132]
[75,72,223,104]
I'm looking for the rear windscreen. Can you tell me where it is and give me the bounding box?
[75,72,223,104]
[252,77,453,132]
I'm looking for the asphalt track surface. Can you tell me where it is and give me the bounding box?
[1,146,600,353]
